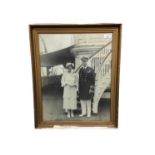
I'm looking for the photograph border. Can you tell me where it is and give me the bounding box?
[29,24,122,128]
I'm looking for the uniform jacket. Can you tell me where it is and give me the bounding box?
[79,66,95,100]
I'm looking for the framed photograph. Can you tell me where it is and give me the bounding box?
[29,24,122,128]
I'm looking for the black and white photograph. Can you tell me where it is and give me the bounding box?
[39,33,112,121]
[2,0,155,154]
[29,24,121,127]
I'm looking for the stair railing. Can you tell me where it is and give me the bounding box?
[74,41,112,73]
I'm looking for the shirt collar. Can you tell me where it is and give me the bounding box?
[81,66,88,69]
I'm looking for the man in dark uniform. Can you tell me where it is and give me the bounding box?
[78,56,95,117]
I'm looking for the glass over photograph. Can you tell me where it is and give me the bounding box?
[39,33,112,121]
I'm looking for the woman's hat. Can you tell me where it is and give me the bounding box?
[81,56,89,62]
[66,62,74,68]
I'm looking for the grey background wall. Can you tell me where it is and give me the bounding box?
[0,0,155,155]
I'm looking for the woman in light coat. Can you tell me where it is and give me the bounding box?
[61,63,78,118]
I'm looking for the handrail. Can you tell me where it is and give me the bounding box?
[74,40,112,73]
[97,50,112,73]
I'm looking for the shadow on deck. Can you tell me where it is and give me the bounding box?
[41,84,110,121]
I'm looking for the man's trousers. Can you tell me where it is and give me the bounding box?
[80,100,91,116]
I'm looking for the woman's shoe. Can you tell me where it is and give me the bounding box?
[67,112,70,118]
[71,111,74,117]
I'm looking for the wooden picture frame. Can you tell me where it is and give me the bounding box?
[29,24,122,128]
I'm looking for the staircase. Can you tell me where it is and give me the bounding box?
[92,53,111,113]
[75,41,112,114]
